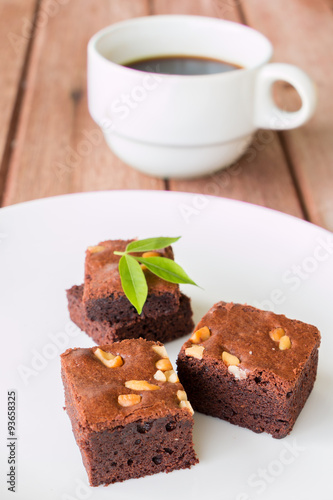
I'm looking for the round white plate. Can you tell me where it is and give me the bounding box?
[1,191,332,500]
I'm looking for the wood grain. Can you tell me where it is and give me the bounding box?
[241,0,333,230]
[323,0,333,8]
[151,0,241,21]
[154,0,304,218]
[2,0,163,207]
[168,131,304,217]
[0,0,38,204]
[1,0,331,229]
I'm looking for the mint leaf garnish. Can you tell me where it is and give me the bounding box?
[126,236,181,253]
[118,254,148,315]
[114,236,197,314]
[135,256,197,285]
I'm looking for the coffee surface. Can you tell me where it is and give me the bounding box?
[124,55,242,75]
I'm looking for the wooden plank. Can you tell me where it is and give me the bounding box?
[241,0,333,230]
[151,0,240,21]
[0,0,38,204]
[156,0,304,218]
[323,0,333,8]
[3,0,164,207]
[167,130,304,217]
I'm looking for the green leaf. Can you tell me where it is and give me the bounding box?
[126,236,181,253]
[134,256,197,286]
[118,254,148,314]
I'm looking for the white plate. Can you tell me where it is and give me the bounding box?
[1,191,332,500]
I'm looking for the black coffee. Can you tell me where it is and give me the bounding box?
[124,55,242,75]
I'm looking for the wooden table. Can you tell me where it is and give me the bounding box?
[1,0,332,231]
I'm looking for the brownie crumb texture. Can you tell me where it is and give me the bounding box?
[82,240,180,323]
[67,284,194,344]
[66,240,194,345]
[61,339,198,486]
[177,302,320,439]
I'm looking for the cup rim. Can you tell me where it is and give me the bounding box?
[88,15,273,79]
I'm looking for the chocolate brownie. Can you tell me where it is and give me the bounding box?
[67,284,194,344]
[177,302,321,439]
[83,240,180,322]
[61,339,198,486]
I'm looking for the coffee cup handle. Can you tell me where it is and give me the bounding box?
[254,63,317,130]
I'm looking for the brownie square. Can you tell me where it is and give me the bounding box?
[177,302,321,439]
[61,339,198,486]
[83,240,180,322]
[67,284,194,344]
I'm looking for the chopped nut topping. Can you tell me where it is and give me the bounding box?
[179,400,194,415]
[152,345,168,358]
[125,380,160,391]
[107,355,123,368]
[142,251,161,258]
[177,390,188,401]
[153,370,167,382]
[94,347,114,361]
[190,326,211,344]
[118,394,141,407]
[222,351,240,367]
[165,370,179,383]
[156,358,173,371]
[185,345,205,360]
[279,335,291,350]
[94,348,124,368]
[269,327,285,342]
[228,365,247,380]
[87,245,105,254]
[153,368,179,383]
[140,251,161,270]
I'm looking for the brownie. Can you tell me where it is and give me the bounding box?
[61,339,198,486]
[83,240,181,322]
[177,302,321,439]
[67,284,194,344]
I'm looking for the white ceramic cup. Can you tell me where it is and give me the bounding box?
[88,15,316,178]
